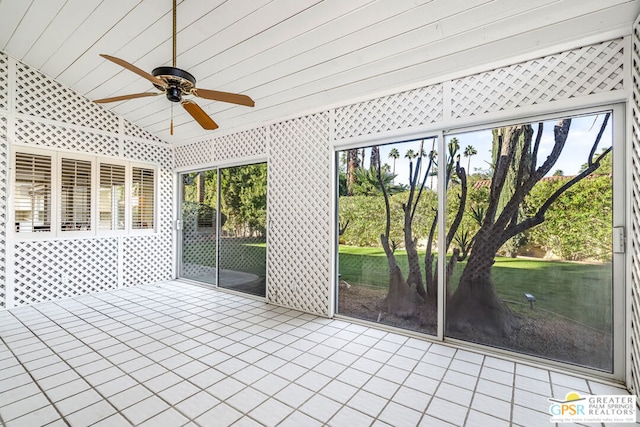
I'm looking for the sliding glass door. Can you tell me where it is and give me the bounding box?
[179,163,267,297]
[180,170,218,285]
[335,106,624,376]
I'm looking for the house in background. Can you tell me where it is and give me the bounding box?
[1,1,640,422]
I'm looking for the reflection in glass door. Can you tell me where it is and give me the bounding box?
[444,110,619,372]
[179,164,267,297]
[336,138,439,336]
[218,164,267,297]
[180,170,218,285]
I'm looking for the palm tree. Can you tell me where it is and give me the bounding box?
[405,149,416,161]
[388,148,400,175]
[463,144,478,174]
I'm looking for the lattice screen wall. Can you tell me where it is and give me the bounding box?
[0,54,174,308]
[0,114,6,309]
[171,37,633,322]
[630,15,640,401]
[0,53,7,308]
[0,53,7,111]
[267,113,332,316]
[174,127,268,169]
[334,38,626,142]
[122,140,174,287]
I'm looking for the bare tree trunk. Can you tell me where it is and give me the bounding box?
[448,115,611,337]
[346,149,359,196]
[370,146,380,171]
[377,145,435,316]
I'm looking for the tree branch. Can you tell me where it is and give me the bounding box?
[493,120,571,232]
[531,122,543,175]
[446,156,467,252]
[503,115,610,242]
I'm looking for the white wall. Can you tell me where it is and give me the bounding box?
[0,53,175,309]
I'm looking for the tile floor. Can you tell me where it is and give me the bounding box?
[0,281,636,427]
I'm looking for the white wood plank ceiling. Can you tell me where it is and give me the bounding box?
[1,0,638,144]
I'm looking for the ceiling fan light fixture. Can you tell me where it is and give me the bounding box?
[166,86,182,102]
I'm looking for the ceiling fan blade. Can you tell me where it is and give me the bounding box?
[94,92,162,104]
[182,100,218,130]
[100,54,166,87]
[192,88,255,107]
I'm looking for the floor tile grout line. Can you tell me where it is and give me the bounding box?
[22,290,214,426]
[67,285,363,426]
[2,281,636,427]
[0,312,71,426]
[29,299,145,426]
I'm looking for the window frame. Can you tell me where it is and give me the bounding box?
[332,103,626,381]
[58,152,96,238]
[98,159,129,235]
[10,147,158,239]
[130,162,158,234]
[12,146,56,238]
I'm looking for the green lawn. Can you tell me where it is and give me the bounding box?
[339,245,612,331]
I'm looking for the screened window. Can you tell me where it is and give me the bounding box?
[14,152,52,233]
[132,167,154,229]
[99,163,126,230]
[61,158,92,232]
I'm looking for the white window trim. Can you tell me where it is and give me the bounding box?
[58,152,96,239]
[129,162,158,235]
[97,158,129,237]
[10,146,159,240]
[10,146,56,239]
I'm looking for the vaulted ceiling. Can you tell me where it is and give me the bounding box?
[1,0,638,144]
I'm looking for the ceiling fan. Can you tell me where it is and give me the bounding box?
[93,0,254,134]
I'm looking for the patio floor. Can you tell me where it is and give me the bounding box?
[0,281,635,427]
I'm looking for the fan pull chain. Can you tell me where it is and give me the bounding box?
[170,103,174,135]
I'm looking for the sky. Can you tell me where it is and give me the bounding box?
[343,112,613,188]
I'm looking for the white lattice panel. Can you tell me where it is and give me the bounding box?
[267,113,331,316]
[124,140,174,234]
[122,235,173,286]
[15,63,119,133]
[123,140,172,169]
[13,239,119,306]
[15,118,119,156]
[0,53,7,111]
[630,15,640,401]
[451,39,625,119]
[122,138,174,287]
[0,115,6,308]
[334,84,443,140]
[175,139,212,168]
[213,127,267,161]
[123,120,165,144]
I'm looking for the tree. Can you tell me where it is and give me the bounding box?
[370,146,380,171]
[491,127,532,257]
[464,145,478,175]
[405,149,416,161]
[219,164,267,237]
[377,141,435,316]
[553,169,564,176]
[447,114,612,337]
[376,138,465,318]
[389,148,400,177]
[346,149,360,195]
[351,166,400,196]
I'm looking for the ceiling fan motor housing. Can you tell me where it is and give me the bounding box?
[152,66,196,102]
